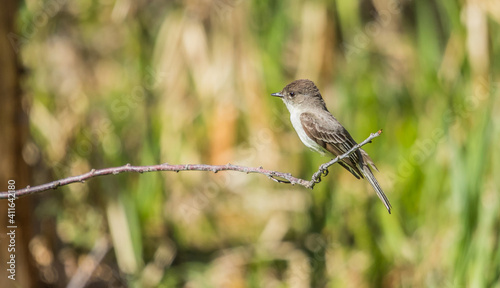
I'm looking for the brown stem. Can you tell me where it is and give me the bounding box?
[0,131,382,199]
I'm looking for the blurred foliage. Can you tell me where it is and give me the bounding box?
[17,0,500,287]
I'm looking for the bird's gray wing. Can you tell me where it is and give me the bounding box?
[299,112,363,179]
[300,112,391,213]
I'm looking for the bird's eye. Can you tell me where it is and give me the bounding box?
[289,92,295,97]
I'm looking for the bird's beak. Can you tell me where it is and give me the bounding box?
[271,92,283,98]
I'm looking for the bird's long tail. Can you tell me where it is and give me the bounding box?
[360,165,392,214]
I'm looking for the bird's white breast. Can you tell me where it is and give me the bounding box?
[287,104,327,155]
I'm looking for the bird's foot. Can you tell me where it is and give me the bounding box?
[314,175,322,183]
[319,164,329,176]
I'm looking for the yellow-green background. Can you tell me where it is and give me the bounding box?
[19,0,500,287]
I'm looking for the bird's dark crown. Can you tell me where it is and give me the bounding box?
[283,79,321,97]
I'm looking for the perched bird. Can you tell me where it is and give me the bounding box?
[271,79,391,213]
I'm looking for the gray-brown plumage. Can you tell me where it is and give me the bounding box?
[271,79,392,213]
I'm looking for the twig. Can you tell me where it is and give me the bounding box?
[0,130,382,199]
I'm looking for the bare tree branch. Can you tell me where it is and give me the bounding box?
[0,130,382,199]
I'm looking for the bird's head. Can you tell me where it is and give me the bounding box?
[271,79,326,111]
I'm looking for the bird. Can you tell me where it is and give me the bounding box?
[271,79,391,213]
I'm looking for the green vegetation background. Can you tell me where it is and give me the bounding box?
[19,0,500,287]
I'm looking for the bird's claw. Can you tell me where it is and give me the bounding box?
[319,164,329,176]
